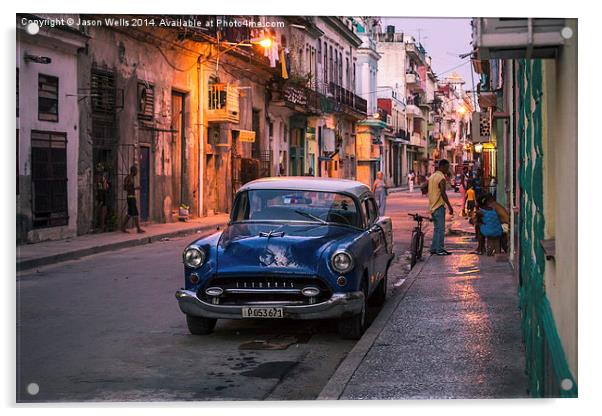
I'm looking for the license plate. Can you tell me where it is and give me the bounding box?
[242,307,284,319]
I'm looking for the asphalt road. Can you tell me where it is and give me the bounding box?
[16,190,439,402]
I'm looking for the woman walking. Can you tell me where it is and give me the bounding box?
[373,171,387,216]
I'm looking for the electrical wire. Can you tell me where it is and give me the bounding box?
[154,44,200,72]
[434,59,471,77]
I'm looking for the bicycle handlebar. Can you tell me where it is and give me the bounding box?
[408,213,433,221]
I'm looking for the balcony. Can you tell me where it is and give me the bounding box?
[406,71,425,93]
[410,132,424,147]
[472,18,567,59]
[270,79,322,115]
[406,104,423,119]
[405,42,427,65]
[206,83,240,123]
[327,82,367,116]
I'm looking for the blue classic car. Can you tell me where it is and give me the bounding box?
[175,177,394,339]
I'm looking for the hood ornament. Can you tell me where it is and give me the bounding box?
[259,230,285,238]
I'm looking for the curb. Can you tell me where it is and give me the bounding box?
[317,255,430,400]
[16,222,227,272]
[387,187,409,194]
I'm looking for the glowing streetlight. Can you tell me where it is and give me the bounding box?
[474,143,483,153]
[256,38,272,48]
[457,105,467,115]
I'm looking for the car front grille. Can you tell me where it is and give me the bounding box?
[198,275,332,305]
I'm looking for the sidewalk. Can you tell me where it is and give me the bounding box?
[320,206,528,399]
[16,214,229,272]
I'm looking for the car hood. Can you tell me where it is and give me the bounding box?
[216,222,356,275]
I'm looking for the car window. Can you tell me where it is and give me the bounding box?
[360,198,369,228]
[233,189,360,227]
[364,198,378,225]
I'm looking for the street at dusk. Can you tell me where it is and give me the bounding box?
[16,13,577,402]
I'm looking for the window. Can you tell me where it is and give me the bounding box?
[317,40,322,64]
[31,131,68,228]
[91,69,118,145]
[38,74,59,122]
[16,68,19,118]
[364,198,378,224]
[346,58,350,90]
[329,46,333,84]
[137,81,154,121]
[334,51,338,86]
[339,52,343,87]
[232,190,360,227]
[324,43,328,83]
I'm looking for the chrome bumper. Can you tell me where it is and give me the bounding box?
[175,289,364,320]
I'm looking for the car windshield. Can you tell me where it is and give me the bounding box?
[232,189,360,228]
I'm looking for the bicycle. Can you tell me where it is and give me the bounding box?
[408,213,432,267]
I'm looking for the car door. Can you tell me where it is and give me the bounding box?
[364,197,387,293]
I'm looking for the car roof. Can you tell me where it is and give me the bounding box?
[238,177,371,198]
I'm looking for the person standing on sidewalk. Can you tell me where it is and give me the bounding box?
[407,170,415,193]
[428,159,453,256]
[373,171,387,216]
[121,165,146,234]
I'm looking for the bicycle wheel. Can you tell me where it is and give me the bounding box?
[417,232,425,260]
[410,231,419,267]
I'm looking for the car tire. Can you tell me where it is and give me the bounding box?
[338,279,367,340]
[186,315,217,335]
[369,266,388,307]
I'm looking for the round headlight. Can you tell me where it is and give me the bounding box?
[332,251,354,273]
[183,247,206,268]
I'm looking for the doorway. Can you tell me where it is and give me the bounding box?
[139,145,150,221]
[171,92,186,208]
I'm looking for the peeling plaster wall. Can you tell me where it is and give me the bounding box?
[77,27,201,233]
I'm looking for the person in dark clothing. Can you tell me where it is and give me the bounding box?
[121,165,145,233]
[94,162,110,232]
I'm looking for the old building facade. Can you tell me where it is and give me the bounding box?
[17,15,87,243]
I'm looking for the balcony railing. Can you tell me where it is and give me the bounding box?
[327,82,367,115]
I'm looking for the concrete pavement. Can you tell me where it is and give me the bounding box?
[16,214,229,272]
[320,190,528,400]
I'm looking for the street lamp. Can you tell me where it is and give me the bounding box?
[474,143,483,153]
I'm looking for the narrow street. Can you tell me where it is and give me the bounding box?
[17,190,442,402]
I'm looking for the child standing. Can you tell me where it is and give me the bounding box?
[464,185,476,216]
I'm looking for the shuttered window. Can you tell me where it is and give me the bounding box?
[38,74,59,122]
[31,131,68,228]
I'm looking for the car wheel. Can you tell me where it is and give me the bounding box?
[338,279,367,340]
[186,315,217,335]
[369,265,388,307]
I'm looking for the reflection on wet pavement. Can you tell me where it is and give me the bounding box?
[340,191,529,399]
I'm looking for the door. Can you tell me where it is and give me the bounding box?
[363,197,387,293]
[171,92,186,208]
[289,128,305,176]
[139,146,150,221]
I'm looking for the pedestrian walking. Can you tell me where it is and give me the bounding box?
[464,184,477,216]
[121,165,146,234]
[407,170,415,192]
[428,159,454,255]
[94,162,110,232]
[459,166,468,215]
[372,171,387,216]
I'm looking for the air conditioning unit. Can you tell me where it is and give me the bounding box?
[471,110,491,143]
[472,18,567,59]
[137,82,154,121]
[206,83,240,123]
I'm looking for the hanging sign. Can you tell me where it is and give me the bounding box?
[237,130,256,143]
